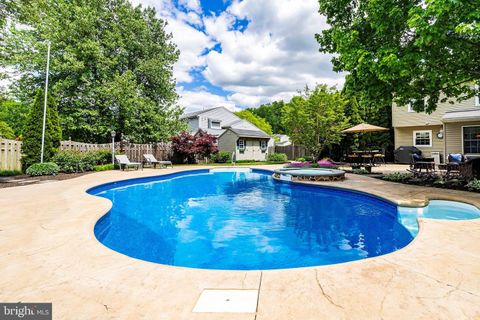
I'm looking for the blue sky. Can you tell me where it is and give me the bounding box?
[133,0,344,112]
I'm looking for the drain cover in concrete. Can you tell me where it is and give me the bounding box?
[193,289,258,313]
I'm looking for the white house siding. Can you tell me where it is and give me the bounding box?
[392,96,477,128]
[187,117,199,132]
[394,125,444,158]
[198,108,240,129]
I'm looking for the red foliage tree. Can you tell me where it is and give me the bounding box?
[194,130,218,159]
[171,130,218,163]
[171,131,197,163]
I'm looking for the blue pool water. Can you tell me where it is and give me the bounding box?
[90,169,417,270]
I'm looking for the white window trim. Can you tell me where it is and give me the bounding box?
[260,140,267,151]
[413,130,432,147]
[238,139,246,150]
[462,125,480,155]
[475,84,480,107]
[210,121,221,129]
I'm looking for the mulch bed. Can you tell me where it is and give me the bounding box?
[0,172,92,189]
[366,174,479,193]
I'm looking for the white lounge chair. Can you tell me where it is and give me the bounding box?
[143,154,172,168]
[115,155,142,171]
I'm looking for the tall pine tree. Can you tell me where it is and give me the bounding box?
[21,89,61,168]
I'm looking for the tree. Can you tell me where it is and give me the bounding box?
[247,101,286,134]
[283,85,349,159]
[2,0,183,142]
[194,130,218,159]
[0,121,15,139]
[21,89,62,168]
[0,99,30,137]
[171,132,197,164]
[316,0,480,113]
[234,110,273,135]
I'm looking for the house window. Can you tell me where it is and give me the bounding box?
[407,103,414,113]
[260,140,267,152]
[413,130,432,147]
[407,98,427,112]
[463,126,480,154]
[209,120,221,129]
[237,139,246,151]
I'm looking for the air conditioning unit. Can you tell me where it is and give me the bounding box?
[430,151,441,164]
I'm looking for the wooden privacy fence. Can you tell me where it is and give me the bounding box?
[0,139,173,171]
[274,145,309,160]
[0,139,22,171]
[60,141,173,162]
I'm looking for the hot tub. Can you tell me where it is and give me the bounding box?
[273,168,346,182]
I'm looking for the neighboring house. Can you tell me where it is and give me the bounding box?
[274,134,291,147]
[392,91,480,162]
[181,107,272,161]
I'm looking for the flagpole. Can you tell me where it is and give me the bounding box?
[40,41,51,163]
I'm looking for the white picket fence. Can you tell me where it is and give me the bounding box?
[0,139,173,171]
[0,139,22,171]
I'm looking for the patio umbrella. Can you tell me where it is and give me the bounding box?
[342,123,389,133]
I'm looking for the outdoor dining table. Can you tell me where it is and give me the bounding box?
[348,150,381,165]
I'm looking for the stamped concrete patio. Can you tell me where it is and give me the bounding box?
[0,165,479,319]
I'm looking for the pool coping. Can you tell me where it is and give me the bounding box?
[1,165,479,319]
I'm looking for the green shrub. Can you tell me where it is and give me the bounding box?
[267,153,288,162]
[88,149,112,165]
[26,162,59,176]
[0,170,22,176]
[53,149,113,173]
[94,163,119,171]
[382,172,413,182]
[466,179,480,192]
[211,151,232,163]
[21,90,62,169]
[295,157,306,162]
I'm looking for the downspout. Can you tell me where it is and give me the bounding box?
[443,123,446,163]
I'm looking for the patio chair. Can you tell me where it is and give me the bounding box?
[115,155,142,171]
[408,154,436,177]
[373,148,385,165]
[438,153,467,178]
[143,154,172,168]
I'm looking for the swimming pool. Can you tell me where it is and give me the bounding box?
[89,169,478,270]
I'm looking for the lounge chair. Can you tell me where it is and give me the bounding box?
[143,154,172,168]
[115,155,142,171]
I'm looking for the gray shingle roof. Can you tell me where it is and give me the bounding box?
[229,128,271,139]
[180,107,221,119]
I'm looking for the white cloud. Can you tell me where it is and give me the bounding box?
[134,0,344,112]
[177,86,237,113]
[132,0,212,83]
[202,0,344,108]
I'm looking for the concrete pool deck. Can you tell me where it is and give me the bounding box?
[0,165,479,319]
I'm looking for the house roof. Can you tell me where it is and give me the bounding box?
[194,128,225,137]
[180,107,222,119]
[228,128,271,139]
[442,109,480,123]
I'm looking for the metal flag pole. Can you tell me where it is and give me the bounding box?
[40,41,51,163]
